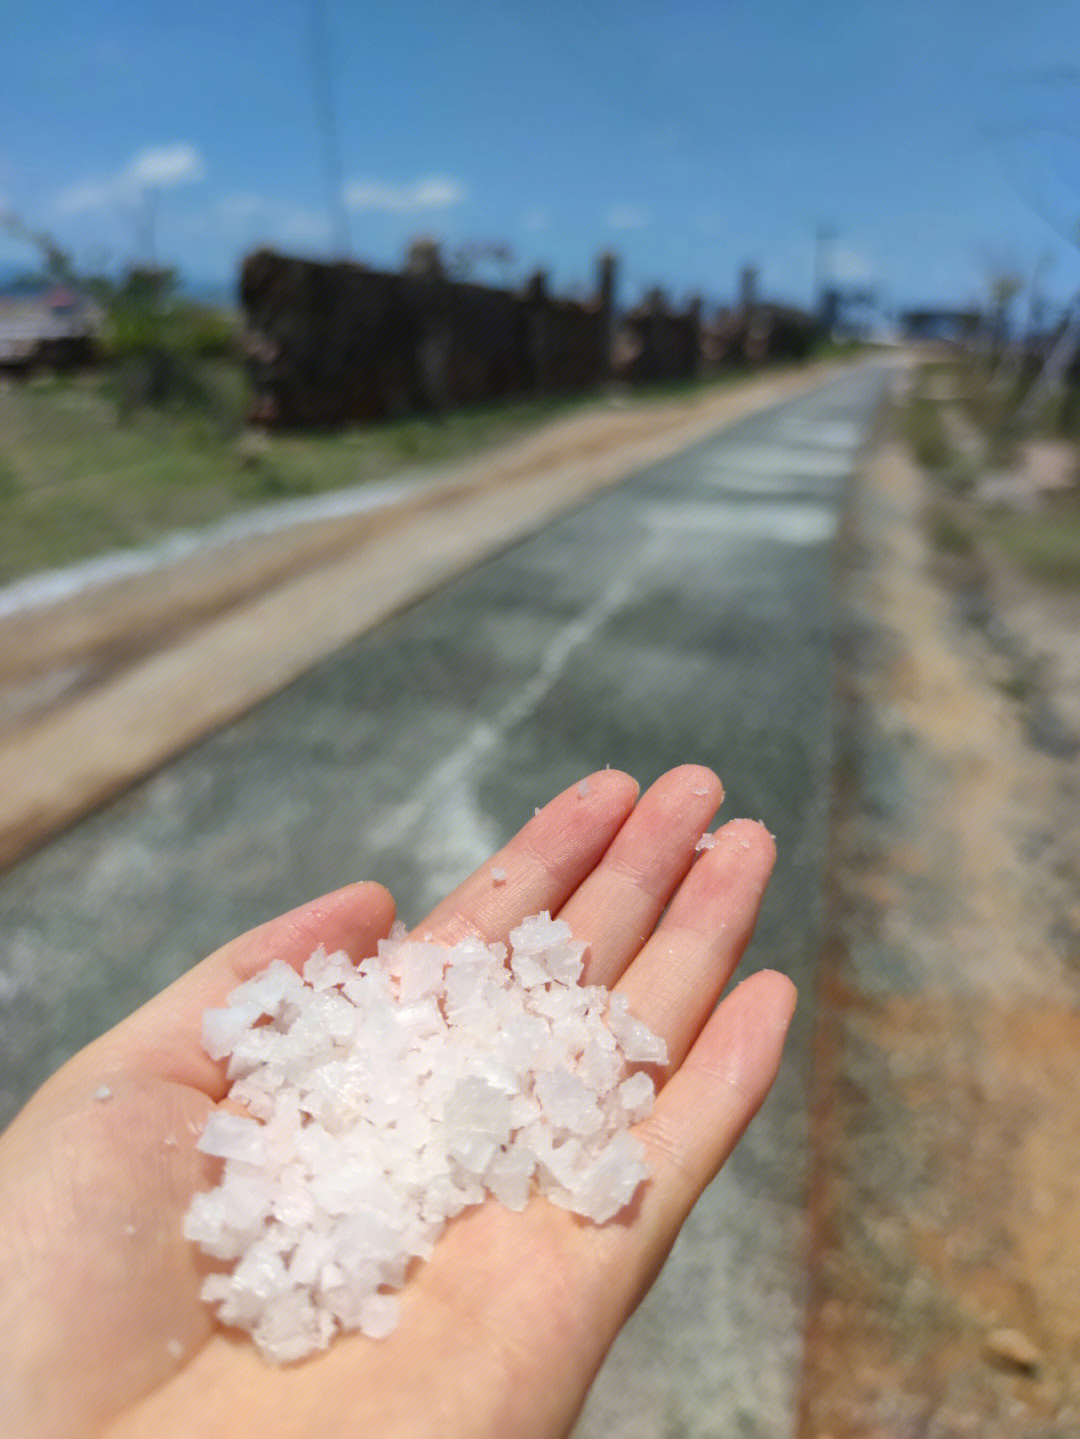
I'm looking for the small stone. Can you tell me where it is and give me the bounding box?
[984,1326,1040,1374]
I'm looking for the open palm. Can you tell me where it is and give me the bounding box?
[1,766,794,1439]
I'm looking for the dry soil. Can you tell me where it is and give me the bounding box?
[800,424,1080,1437]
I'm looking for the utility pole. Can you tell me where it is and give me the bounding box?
[814,225,836,321]
[141,187,158,269]
[309,0,351,258]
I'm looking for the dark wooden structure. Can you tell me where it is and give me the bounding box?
[239,246,617,428]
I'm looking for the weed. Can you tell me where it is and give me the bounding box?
[904,395,955,473]
[985,500,1080,589]
[240,462,314,500]
[928,506,975,556]
[996,672,1034,703]
[0,453,18,499]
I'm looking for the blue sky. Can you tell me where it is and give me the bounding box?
[3,0,1080,317]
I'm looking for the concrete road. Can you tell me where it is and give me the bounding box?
[0,363,891,1436]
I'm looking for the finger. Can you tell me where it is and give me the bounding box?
[633,967,796,1240]
[615,818,776,1073]
[63,881,397,1099]
[557,765,724,987]
[415,769,639,945]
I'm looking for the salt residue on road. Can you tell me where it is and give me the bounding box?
[0,473,429,621]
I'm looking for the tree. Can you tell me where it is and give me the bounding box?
[0,207,76,287]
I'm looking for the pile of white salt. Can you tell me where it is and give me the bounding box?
[184,912,666,1363]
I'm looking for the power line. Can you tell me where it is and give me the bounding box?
[309,0,351,258]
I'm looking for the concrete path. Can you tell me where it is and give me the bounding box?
[0,364,845,871]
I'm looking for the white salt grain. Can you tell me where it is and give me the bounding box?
[185,913,663,1362]
[694,832,716,853]
[490,866,507,884]
[577,777,591,797]
[93,1085,113,1102]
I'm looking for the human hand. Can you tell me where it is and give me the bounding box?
[0,766,794,1438]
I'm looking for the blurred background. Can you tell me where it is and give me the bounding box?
[3,2,1080,575]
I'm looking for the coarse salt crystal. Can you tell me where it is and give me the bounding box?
[197,1111,269,1166]
[694,832,716,852]
[93,1085,113,1102]
[490,866,507,884]
[184,914,664,1362]
[577,777,591,797]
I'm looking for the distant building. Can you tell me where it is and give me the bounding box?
[899,308,980,344]
[0,286,103,372]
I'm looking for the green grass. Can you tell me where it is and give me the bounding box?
[901,362,1080,592]
[947,351,1080,461]
[927,504,975,557]
[948,354,1022,458]
[984,499,1080,589]
[0,362,750,584]
[902,394,955,474]
[995,672,1034,703]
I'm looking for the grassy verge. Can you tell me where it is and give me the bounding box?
[0,350,849,585]
[983,497,1080,588]
[901,358,1080,593]
[0,368,607,584]
[900,363,957,474]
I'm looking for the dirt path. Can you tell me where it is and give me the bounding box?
[0,363,841,872]
[800,427,1080,1435]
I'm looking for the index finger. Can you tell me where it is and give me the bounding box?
[414,769,640,945]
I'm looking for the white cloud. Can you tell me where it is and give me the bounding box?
[126,144,204,189]
[342,175,467,214]
[54,143,205,215]
[606,204,650,231]
[828,245,876,285]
